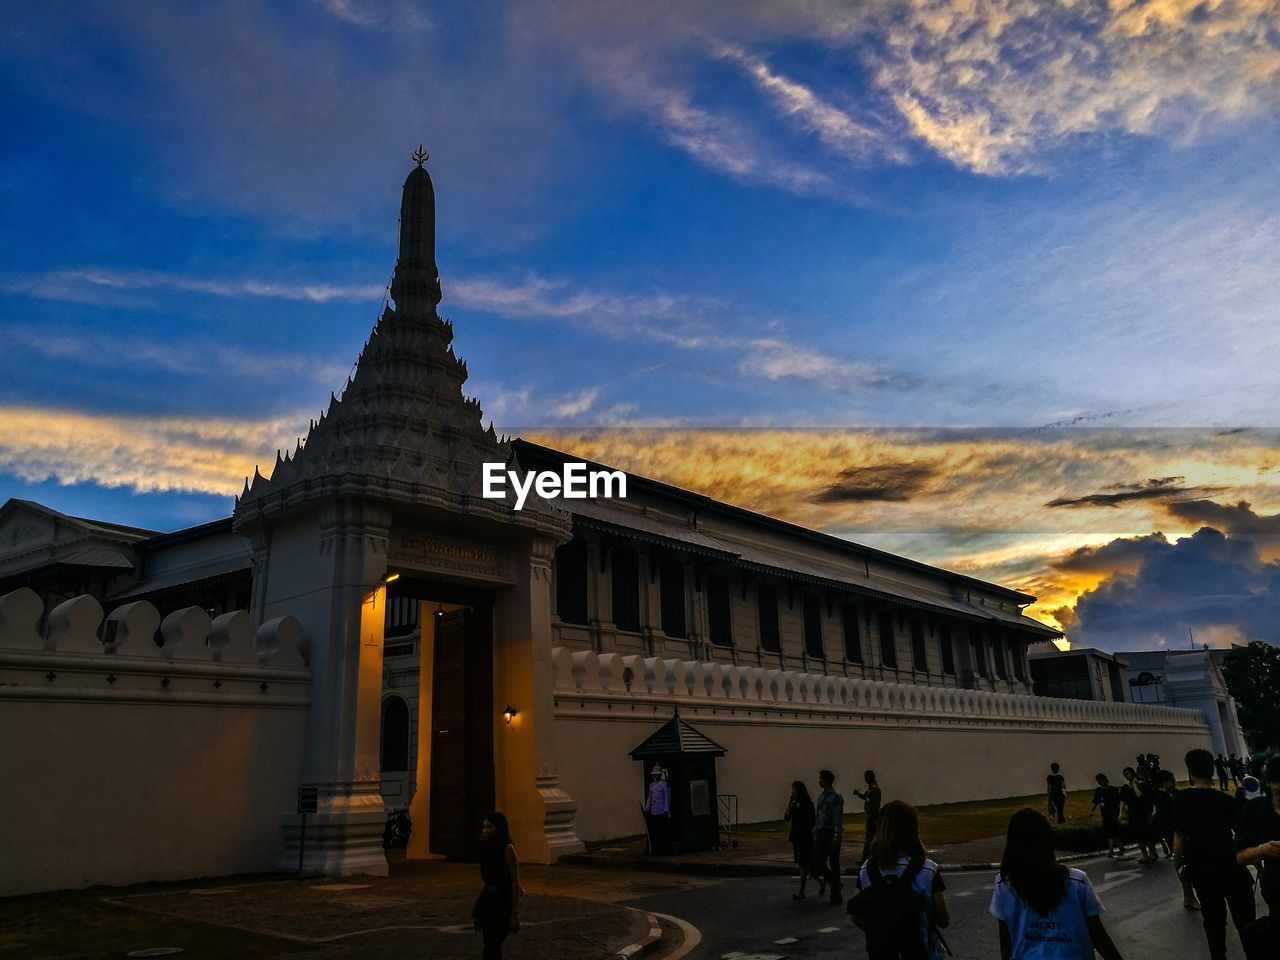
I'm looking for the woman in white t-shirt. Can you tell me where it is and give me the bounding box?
[990,809,1125,960]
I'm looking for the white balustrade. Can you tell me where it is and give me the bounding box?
[547,645,1207,730]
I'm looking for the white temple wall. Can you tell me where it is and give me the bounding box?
[0,589,309,896]
[549,648,1214,843]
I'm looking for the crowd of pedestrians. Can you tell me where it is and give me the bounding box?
[779,751,1280,959]
[470,748,1279,959]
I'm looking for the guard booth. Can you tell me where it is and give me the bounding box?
[629,711,726,854]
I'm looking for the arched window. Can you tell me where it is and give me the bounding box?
[380,696,410,773]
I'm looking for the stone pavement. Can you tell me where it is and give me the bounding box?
[105,859,662,960]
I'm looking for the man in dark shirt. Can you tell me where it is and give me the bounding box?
[1046,763,1067,824]
[1090,773,1123,857]
[1215,754,1230,791]
[1175,748,1256,960]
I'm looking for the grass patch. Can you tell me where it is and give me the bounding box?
[0,889,312,960]
[738,787,1107,845]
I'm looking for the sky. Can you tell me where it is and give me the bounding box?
[2,0,1279,652]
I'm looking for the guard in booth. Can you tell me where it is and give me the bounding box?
[643,763,672,854]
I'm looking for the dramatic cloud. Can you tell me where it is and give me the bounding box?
[1051,533,1171,576]
[866,0,1280,173]
[1164,498,1280,535]
[715,43,908,166]
[813,462,936,503]
[548,0,1280,188]
[1070,527,1280,650]
[0,407,308,496]
[1045,477,1227,508]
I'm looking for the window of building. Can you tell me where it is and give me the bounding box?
[842,602,862,663]
[611,547,641,632]
[878,610,897,668]
[659,559,687,639]
[803,595,824,658]
[757,585,781,652]
[385,596,421,636]
[1032,654,1092,699]
[910,618,927,672]
[706,574,733,647]
[939,624,955,675]
[380,696,410,772]
[969,624,988,677]
[1012,638,1026,681]
[555,539,589,625]
[992,632,1009,680]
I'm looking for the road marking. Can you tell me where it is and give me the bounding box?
[774,937,799,944]
[1094,870,1143,894]
[818,925,841,933]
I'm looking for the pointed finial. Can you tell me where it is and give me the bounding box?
[412,144,429,167]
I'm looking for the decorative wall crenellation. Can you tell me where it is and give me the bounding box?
[550,646,1206,730]
[0,588,310,708]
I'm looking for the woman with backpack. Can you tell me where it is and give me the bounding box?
[784,780,816,899]
[847,800,949,960]
[990,809,1124,959]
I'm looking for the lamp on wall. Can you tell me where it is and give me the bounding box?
[383,572,400,585]
[501,705,518,725]
[433,603,445,618]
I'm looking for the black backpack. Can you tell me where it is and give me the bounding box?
[846,857,931,960]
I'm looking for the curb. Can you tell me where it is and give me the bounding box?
[614,909,663,960]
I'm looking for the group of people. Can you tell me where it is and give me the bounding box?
[472,749,1280,960]
[785,768,881,904]
[777,751,1280,959]
[1051,749,1280,959]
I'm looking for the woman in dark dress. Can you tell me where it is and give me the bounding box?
[785,780,816,899]
[473,811,521,960]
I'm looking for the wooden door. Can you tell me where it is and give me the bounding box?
[429,607,494,858]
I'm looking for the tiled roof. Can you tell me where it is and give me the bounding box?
[629,713,727,759]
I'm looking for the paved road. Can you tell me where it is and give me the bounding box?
[627,855,1263,960]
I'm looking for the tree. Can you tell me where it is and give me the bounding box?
[1222,641,1280,751]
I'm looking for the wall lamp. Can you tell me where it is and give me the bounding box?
[433,603,445,618]
[383,572,401,585]
[501,705,518,725]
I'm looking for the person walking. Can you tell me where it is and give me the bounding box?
[1090,773,1124,858]
[813,769,845,905]
[785,780,816,899]
[1119,766,1158,864]
[1156,769,1201,909]
[1235,755,1280,958]
[990,808,1124,959]
[1046,763,1067,825]
[847,800,949,960]
[642,764,672,854]
[854,769,883,864]
[1215,754,1230,792]
[472,812,521,960]
[1174,748,1256,960]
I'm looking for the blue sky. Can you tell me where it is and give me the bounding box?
[3,1,1280,648]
